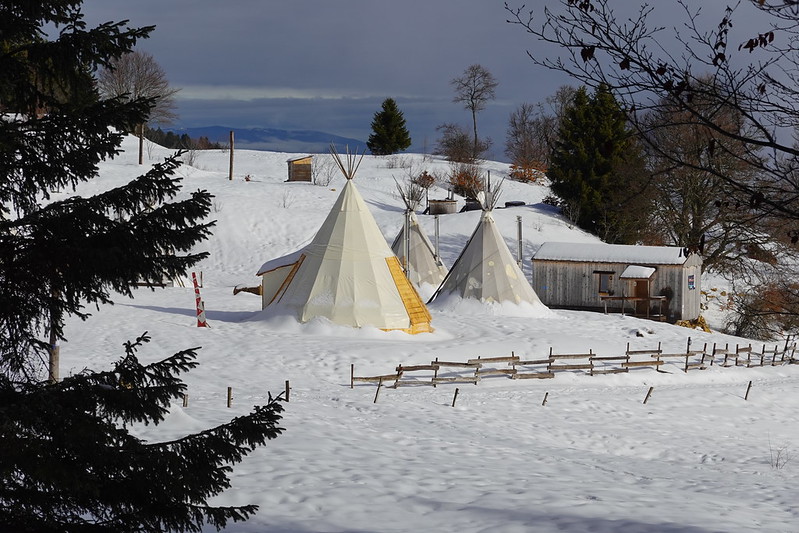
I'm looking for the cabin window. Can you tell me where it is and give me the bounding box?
[595,271,614,295]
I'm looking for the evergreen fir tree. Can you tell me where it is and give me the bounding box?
[366,98,412,156]
[0,3,285,531]
[548,85,649,243]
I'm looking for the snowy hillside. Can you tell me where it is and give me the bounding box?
[57,137,799,532]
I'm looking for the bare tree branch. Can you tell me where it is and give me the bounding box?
[505,0,799,225]
[96,50,179,126]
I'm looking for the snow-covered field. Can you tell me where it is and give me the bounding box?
[58,137,799,532]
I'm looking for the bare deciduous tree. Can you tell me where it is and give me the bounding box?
[505,86,577,181]
[505,103,547,180]
[96,50,179,164]
[434,122,491,164]
[645,89,769,273]
[505,0,799,334]
[505,0,799,228]
[451,64,498,158]
[311,155,336,186]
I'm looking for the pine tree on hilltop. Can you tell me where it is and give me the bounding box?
[0,2,284,531]
[367,97,412,155]
[548,85,649,243]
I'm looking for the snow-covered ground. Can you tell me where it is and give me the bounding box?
[57,137,799,532]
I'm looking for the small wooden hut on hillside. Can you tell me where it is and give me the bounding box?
[531,242,702,322]
[286,155,313,182]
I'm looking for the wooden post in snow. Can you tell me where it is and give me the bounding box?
[643,386,654,404]
[434,215,440,261]
[745,380,753,401]
[373,378,383,404]
[542,392,549,406]
[228,130,234,181]
[516,215,523,268]
[451,387,460,407]
[138,123,144,165]
[227,386,232,408]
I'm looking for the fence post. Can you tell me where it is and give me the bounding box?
[542,392,549,406]
[745,380,753,401]
[643,386,654,405]
[227,386,232,408]
[182,393,188,408]
[285,380,290,402]
[373,378,383,404]
[451,387,460,408]
[350,363,354,389]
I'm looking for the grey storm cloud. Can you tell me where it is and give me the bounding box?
[80,0,744,157]
[80,0,573,157]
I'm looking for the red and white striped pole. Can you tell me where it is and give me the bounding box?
[192,272,209,328]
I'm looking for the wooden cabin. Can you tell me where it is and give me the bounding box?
[531,242,702,322]
[286,155,313,182]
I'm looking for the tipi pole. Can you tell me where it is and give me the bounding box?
[403,209,411,275]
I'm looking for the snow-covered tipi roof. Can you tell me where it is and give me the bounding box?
[256,147,433,334]
[428,182,548,309]
[391,180,448,290]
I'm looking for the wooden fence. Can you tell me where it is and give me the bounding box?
[351,340,798,389]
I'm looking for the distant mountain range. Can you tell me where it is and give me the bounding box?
[173,126,367,154]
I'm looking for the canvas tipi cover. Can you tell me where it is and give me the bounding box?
[428,187,546,308]
[391,185,448,290]
[256,150,432,334]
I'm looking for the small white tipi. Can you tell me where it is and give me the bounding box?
[391,181,448,291]
[428,182,547,309]
[255,148,433,334]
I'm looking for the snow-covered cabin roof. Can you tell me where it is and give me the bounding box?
[620,265,656,279]
[532,242,694,265]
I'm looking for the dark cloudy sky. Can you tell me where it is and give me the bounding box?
[80,0,743,159]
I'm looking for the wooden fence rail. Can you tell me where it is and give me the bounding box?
[350,340,798,391]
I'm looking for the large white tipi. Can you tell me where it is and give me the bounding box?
[428,182,548,310]
[391,181,448,292]
[255,148,433,334]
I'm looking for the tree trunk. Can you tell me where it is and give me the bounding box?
[48,286,60,383]
[471,110,478,159]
